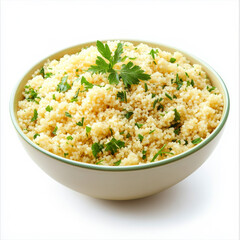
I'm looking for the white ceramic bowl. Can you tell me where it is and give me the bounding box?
[10,40,230,200]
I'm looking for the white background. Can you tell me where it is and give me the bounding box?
[1,0,239,239]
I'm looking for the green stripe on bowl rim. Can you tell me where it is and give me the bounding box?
[9,40,230,172]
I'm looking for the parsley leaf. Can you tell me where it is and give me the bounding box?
[149,129,155,134]
[96,40,112,62]
[149,49,159,60]
[31,109,38,122]
[76,117,84,126]
[174,108,181,122]
[192,138,202,144]
[92,142,104,158]
[67,136,73,141]
[105,138,125,155]
[88,56,109,74]
[64,153,69,157]
[33,133,40,139]
[126,133,131,138]
[46,105,53,112]
[135,123,143,129]
[52,126,58,135]
[165,93,173,100]
[144,83,148,92]
[151,144,173,162]
[120,62,151,86]
[81,76,94,90]
[57,75,71,93]
[65,112,72,118]
[170,58,176,63]
[71,88,80,102]
[114,160,121,166]
[117,91,127,102]
[96,160,104,165]
[86,126,91,136]
[138,134,144,142]
[142,150,147,160]
[25,87,40,104]
[52,94,56,100]
[112,42,123,65]
[124,111,133,119]
[108,69,119,84]
[175,74,183,90]
[207,86,216,92]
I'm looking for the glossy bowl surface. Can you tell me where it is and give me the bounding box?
[10,40,230,200]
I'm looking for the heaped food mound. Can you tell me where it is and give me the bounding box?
[17,41,223,166]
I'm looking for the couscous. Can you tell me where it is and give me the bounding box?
[17,41,223,166]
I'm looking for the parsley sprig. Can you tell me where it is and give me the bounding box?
[88,41,151,86]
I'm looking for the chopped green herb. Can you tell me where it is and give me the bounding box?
[96,160,104,165]
[117,91,127,102]
[175,74,183,90]
[184,140,188,145]
[109,127,113,136]
[76,117,84,126]
[121,56,128,62]
[105,138,125,155]
[67,136,73,140]
[192,138,202,144]
[80,76,94,91]
[142,150,147,160]
[151,93,156,98]
[174,108,181,122]
[31,109,38,122]
[151,144,173,162]
[170,58,176,63]
[33,133,40,139]
[191,79,194,86]
[135,123,143,129]
[165,93,173,100]
[120,130,125,135]
[144,83,148,92]
[174,127,180,135]
[149,129,155,134]
[149,49,159,60]
[46,105,53,112]
[44,72,53,78]
[76,69,79,72]
[86,126,91,136]
[65,112,72,118]
[92,142,104,158]
[173,94,177,99]
[64,153,69,157]
[114,160,121,166]
[153,99,159,109]
[71,88,80,102]
[126,133,131,138]
[185,72,189,78]
[124,111,133,119]
[52,94,56,100]
[57,75,71,93]
[138,134,144,142]
[25,87,40,104]
[129,57,137,60]
[52,126,58,135]
[40,67,45,77]
[207,86,216,92]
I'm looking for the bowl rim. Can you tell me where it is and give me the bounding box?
[9,39,230,172]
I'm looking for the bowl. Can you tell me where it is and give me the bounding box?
[10,40,230,200]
